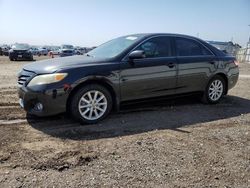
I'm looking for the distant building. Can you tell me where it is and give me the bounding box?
[236,38,250,63]
[207,41,241,56]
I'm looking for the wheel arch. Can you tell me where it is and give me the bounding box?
[215,73,228,95]
[66,78,119,112]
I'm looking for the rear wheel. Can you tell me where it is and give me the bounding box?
[202,75,226,104]
[70,84,112,124]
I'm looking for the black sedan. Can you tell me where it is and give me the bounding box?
[17,33,239,124]
[9,44,33,61]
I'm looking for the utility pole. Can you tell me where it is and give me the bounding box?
[248,25,250,45]
[246,25,250,62]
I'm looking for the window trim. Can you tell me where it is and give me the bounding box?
[122,35,175,61]
[122,35,215,61]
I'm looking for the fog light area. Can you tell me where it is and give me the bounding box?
[33,102,43,111]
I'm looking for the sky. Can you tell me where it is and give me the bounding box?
[0,0,249,47]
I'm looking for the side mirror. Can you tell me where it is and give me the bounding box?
[128,50,145,60]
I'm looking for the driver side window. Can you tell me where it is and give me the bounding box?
[136,36,172,58]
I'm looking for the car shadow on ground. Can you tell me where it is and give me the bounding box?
[27,95,250,140]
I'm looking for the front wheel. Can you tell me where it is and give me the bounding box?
[70,84,112,124]
[202,75,226,104]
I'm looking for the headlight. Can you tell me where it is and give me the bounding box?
[27,73,68,87]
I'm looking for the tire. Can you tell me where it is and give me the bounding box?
[202,75,226,104]
[70,84,113,124]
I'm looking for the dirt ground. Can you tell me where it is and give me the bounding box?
[0,55,249,188]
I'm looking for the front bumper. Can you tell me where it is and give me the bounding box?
[18,86,68,117]
[10,52,32,60]
[60,53,74,57]
[59,51,74,57]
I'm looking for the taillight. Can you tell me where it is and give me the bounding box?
[234,60,239,66]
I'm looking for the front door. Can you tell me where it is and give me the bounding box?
[120,36,178,101]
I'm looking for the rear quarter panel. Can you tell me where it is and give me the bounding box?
[176,56,217,93]
[217,56,239,90]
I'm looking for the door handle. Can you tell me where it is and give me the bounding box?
[167,62,175,68]
[209,61,215,65]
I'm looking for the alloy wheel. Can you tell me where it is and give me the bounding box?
[78,90,108,120]
[208,79,223,101]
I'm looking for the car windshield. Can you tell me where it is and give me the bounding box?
[87,35,144,58]
[62,45,74,49]
[12,44,29,50]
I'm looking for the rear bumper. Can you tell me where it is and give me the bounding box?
[228,72,239,90]
[18,86,68,117]
[227,64,239,90]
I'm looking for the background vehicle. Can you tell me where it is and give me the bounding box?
[59,44,75,57]
[18,33,239,124]
[1,46,10,56]
[38,47,48,56]
[49,48,60,55]
[74,47,87,55]
[30,48,39,55]
[9,43,33,61]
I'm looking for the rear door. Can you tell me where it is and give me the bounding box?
[174,37,217,94]
[120,36,178,101]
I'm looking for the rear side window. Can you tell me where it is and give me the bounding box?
[136,36,172,58]
[176,38,213,56]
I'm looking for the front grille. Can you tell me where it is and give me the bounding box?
[14,50,27,55]
[17,69,36,87]
[63,50,73,53]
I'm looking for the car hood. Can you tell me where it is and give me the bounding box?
[13,49,29,51]
[23,55,110,74]
[61,48,74,51]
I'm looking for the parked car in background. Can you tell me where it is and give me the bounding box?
[30,48,39,55]
[38,48,48,56]
[9,43,33,61]
[59,44,75,57]
[1,46,10,56]
[49,48,60,55]
[0,47,2,56]
[17,33,239,124]
[74,47,87,55]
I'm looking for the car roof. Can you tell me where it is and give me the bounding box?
[125,33,200,39]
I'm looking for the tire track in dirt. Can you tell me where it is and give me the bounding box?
[0,106,26,120]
